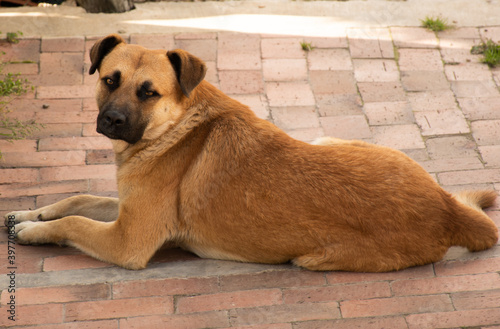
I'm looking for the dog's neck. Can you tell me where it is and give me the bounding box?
[111,100,210,168]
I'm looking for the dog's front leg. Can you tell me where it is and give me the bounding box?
[14,213,166,270]
[5,195,119,226]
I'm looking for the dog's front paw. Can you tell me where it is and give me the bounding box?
[4,210,40,226]
[15,221,49,245]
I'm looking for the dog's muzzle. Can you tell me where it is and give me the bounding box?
[97,106,146,144]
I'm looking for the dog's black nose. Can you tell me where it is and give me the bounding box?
[103,110,126,127]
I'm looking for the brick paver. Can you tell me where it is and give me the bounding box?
[0,21,499,329]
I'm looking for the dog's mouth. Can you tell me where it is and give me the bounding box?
[96,112,145,145]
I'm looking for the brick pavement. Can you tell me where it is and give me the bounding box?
[0,27,500,328]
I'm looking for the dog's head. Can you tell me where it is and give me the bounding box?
[89,34,207,144]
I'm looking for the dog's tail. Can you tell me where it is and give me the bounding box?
[451,190,498,251]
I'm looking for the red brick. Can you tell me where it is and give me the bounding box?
[347,28,394,59]
[406,308,500,329]
[5,98,83,113]
[36,192,79,207]
[43,254,111,271]
[364,101,414,125]
[307,36,348,48]
[39,52,84,86]
[175,38,217,62]
[218,33,261,70]
[272,107,319,130]
[415,109,469,136]
[445,62,492,81]
[2,62,39,75]
[326,264,434,284]
[119,311,229,329]
[294,317,408,329]
[452,288,500,310]
[391,27,438,49]
[113,277,219,299]
[0,140,37,153]
[435,257,500,276]
[28,123,83,139]
[223,324,291,329]
[261,38,306,59]
[283,282,391,304]
[407,90,457,112]
[286,128,324,143]
[471,119,500,146]
[0,284,110,305]
[83,98,98,111]
[398,49,443,71]
[353,59,399,82]
[89,179,118,193]
[220,269,325,292]
[266,82,315,107]
[401,71,450,92]
[230,94,269,120]
[319,115,371,140]
[15,320,118,329]
[480,145,500,168]
[0,180,88,198]
[308,49,352,70]
[177,289,283,314]
[0,168,38,184]
[340,295,453,318]
[263,59,308,81]
[83,123,101,137]
[392,273,500,296]
[0,151,86,168]
[229,302,340,326]
[451,80,500,98]
[86,149,115,164]
[371,124,425,150]
[130,34,175,50]
[357,81,407,103]
[175,32,217,40]
[41,36,85,52]
[218,70,264,94]
[425,136,477,160]
[40,164,115,182]
[0,253,42,274]
[420,157,483,173]
[438,169,500,185]
[458,97,500,121]
[0,303,63,327]
[35,110,96,124]
[36,85,95,99]
[38,136,111,151]
[65,296,174,322]
[0,196,34,213]
[0,39,40,62]
[309,70,357,95]
[316,94,363,117]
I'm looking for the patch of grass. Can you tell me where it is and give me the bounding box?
[471,39,500,67]
[5,31,23,44]
[300,41,314,52]
[421,16,451,32]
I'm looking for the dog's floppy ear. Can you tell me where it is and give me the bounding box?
[89,34,125,75]
[166,49,207,97]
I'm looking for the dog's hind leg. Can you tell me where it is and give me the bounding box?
[292,241,448,273]
[5,195,119,225]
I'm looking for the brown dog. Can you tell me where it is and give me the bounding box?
[5,34,498,272]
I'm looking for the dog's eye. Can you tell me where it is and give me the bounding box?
[145,91,154,96]
[105,78,114,85]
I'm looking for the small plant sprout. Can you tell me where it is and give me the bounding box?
[300,41,314,52]
[421,16,451,32]
[471,39,500,68]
